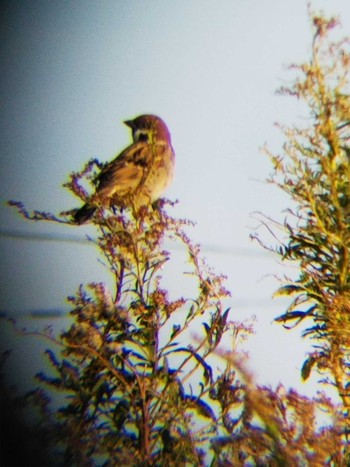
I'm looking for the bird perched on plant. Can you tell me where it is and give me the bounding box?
[73,114,175,224]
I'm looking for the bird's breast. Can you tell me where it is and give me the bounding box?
[140,143,175,202]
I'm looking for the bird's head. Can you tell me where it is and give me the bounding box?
[124,114,172,145]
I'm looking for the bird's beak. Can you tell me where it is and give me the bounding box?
[124,120,133,129]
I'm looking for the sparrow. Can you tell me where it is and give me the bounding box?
[73,114,175,224]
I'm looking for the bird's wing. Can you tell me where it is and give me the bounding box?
[95,142,153,199]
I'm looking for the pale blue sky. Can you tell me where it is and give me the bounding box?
[1,0,350,396]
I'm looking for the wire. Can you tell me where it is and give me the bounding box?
[0,229,279,318]
[0,229,271,257]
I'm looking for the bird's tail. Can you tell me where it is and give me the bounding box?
[73,204,97,225]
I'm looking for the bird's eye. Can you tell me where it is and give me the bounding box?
[135,130,149,142]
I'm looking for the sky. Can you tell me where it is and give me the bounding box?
[1,0,350,399]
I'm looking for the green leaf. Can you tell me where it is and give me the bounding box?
[274,284,302,297]
[275,310,309,324]
[301,355,317,381]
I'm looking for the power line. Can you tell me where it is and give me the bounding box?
[0,229,271,258]
[0,230,281,319]
[1,296,286,319]
[0,229,88,245]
